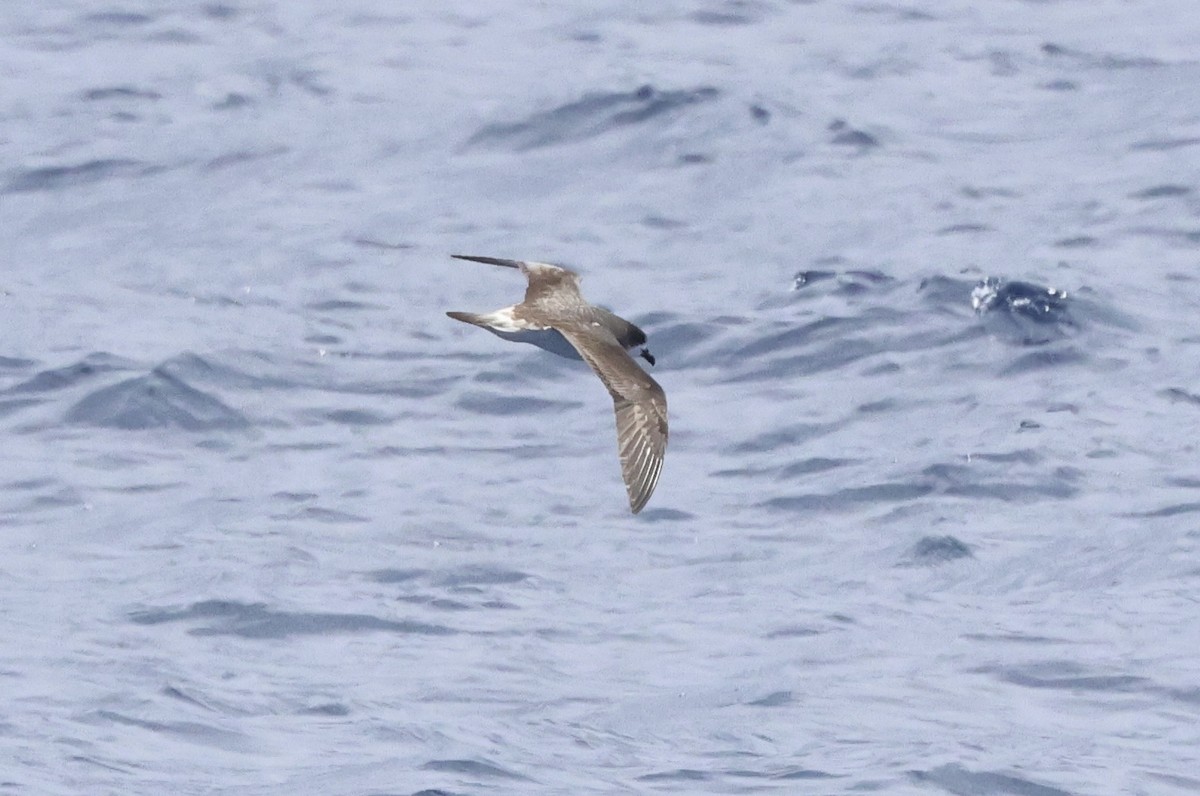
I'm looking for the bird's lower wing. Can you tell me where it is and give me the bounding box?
[559,326,668,513]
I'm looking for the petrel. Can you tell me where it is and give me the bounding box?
[446,255,668,514]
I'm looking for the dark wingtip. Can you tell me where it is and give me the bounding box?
[451,254,521,269]
[639,348,656,367]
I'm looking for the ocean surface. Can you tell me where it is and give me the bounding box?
[3,2,1199,794]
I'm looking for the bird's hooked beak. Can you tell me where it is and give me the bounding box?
[639,348,656,366]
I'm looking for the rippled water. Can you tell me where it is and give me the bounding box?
[4,2,1200,794]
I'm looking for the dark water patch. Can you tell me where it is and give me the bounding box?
[727,423,830,454]
[961,185,1021,199]
[745,690,793,707]
[690,3,768,26]
[4,353,132,395]
[863,359,903,376]
[1144,772,1200,792]
[1164,687,1200,705]
[213,92,253,110]
[636,507,694,521]
[962,632,1059,644]
[351,236,415,251]
[157,351,299,391]
[102,481,185,495]
[455,390,579,416]
[83,11,155,26]
[1130,184,1191,199]
[1041,41,1162,70]
[728,337,882,381]
[640,214,686,229]
[306,299,388,312]
[161,685,219,712]
[66,368,248,431]
[749,103,770,123]
[909,763,1073,796]
[2,477,59,491]
[903,535,973,565]
[711,464,775,479]
[792,268,894,296]
[733,316,855,359]
[205,147,289,170]
[1131,137,1200,152]
[3,482,85,513]
[1127,225,1200,247]
[299,702,350,716]
[0,355,36,371]
[773,767,839,780]
[397,595,473,611]
[464,84,720,151]
[338,377,457,400]
[1041,79,1078,91]
[639,769,713,782]
[0,398,43,419]
[275,506,369,524]
[918,275,979,311]
[828,119,880,150]
[264,441,338,453]
[130,600,457,639]
[765,625,821,639]
[998,347,1087,375]
[322,408,390,426]
[938,223,993,235]
[147,28,204,45]
[5,159,152,193]
[923,463,1079,501]
[1125,502,1200,518]
[852,3,936,22]
[972,449,1041,465]
[765,482,933,512]
[981,661,1147,693]
[778,458,853,479]
[88,710,249,752]
[274,491,318,503]
[203,4,239,20]
[1160,387,1200,407]
[65,754,135,774]
[1054,235,1097,248]
[367,568,429,583]
[81,86,161,101]
[421,759,530,780]
[1166,476,1200,488]
[435,565,529,588]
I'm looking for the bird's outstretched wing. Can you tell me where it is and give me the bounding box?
[451,254,581,310]
[558,325,668,514]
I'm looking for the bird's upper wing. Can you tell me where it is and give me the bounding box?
[558,324,668,514]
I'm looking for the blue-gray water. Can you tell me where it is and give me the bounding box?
[3,3,1199,794]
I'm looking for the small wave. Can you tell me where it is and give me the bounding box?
[66,367,248,431]
[464,84,720,151]
[4,159,153,193]
[909,763,1072,796]
[130,600,458,639]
